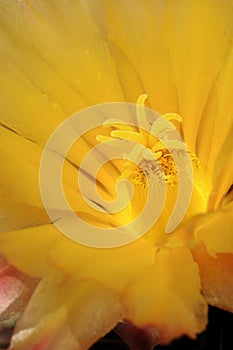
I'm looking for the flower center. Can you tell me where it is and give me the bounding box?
[97,95,210,243]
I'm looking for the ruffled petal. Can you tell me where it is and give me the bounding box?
[195,202,233,256]
[187,202,233,311]
[121,240,207,344]
[0,219,155,292]
[180,202,233,256]
[9,275,123,350]
[193,243,233,313]
[46,235,155,293]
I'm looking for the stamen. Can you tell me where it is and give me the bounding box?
[96,135,114,143]
[142,148,162,160]
[136,93,148,106]
[163,113,183,123]
[95,95,206,238]
[103,118,133,131]
[136,93,149,143]
[96,95,199,192]
[151,140,187,153]
[149,113,183,146]
[111,130,144,144]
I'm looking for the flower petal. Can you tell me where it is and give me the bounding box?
[10,276,123,350]
[48,235,155,292]
[115,321,159,350]
[190,202,233,256]
[121,241,207,344]
[0,256,38,329]
[193,243,233,313]
[0,0,125,158]
[0,125,44,208]
[0,197,49,233]
[163,0,233,151]
[105,0,177,112]
[197,44,233,171]
[0,225,60,277]
[188,202,233,312]
[0,124,114,217]
[208,125,233,209]
[0,219,155,293]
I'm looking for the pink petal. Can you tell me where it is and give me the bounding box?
[0,256,38,327]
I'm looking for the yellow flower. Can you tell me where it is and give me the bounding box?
[0,0,233,349]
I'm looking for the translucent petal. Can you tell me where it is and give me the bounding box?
[193,243,233,313]
[192,202,233,256]
[0,257,38,327]
[10,276,123,350]
[122,241,207,344]
[179,202,233,312]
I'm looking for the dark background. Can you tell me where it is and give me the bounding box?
[90,307,233,350]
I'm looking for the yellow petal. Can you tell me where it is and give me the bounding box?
[0,125,45,207]
[0,56,66,144]
[48,235,155,292]
[0,125,79,210]
[105,0,177,112]
[208,125,233,210]
[163,0,233,151]
[0,218,155,292]
[193,243,233,313]
[190,202,233,256]
[16,0,124,104]
[107,43,145,102]
[0,0,88,118]
[10,276,123,350]
[197,45,233,170]
[122,241,207,344]
[177,202,233,312]
[0,0,124,148]
[0,224,60,277]
[0,196,49,232]
[0,125,112,218]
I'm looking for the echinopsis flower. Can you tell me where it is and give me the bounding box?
[0,0,233,349]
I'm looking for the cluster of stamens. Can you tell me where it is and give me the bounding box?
[97,94,200,190]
